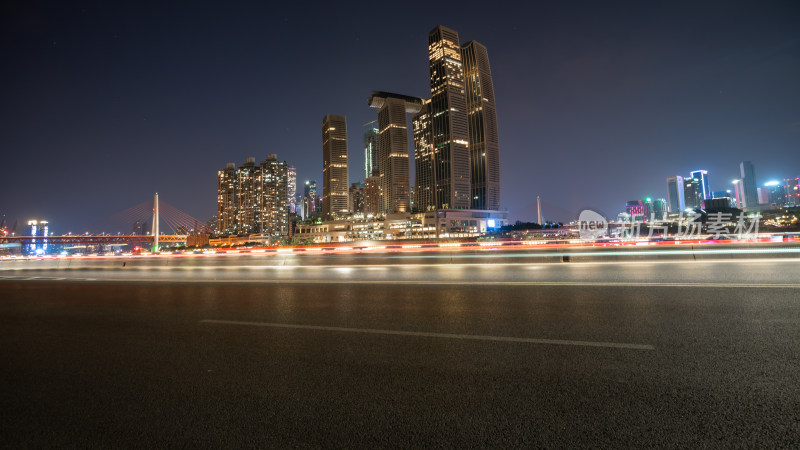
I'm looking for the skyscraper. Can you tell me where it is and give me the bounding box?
[217,162,237,234]
[461,40,500,210]
[764,181,783,206]
[363,173,381,216]
[236,157,257,234]
[287,165,297,214]
[369,91,424,215]
[739,161,758,208]
[666,176,685,213]
[349,182,364,214]
[689,170,710,200]
[651,198,667,221]
[684,177,703,210]
[256,154,289,237]
[733,179,745,209]
[425,25,471,210]
[412,99,434,211]
[784,177,800,206]
[363,123,378,180]
[321,114,349,220]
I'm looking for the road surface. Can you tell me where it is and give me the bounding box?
[1,252,798,447]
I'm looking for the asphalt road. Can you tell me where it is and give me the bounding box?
[1,255,799,447]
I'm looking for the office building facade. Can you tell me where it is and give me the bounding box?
[369,92,424,215]
[689,170,711,200]
[322,114,349,220]
[363,124,378,180]
[412,99,434,211]
[425,25,471,210]
[287,165,297,214]
[666,176,685,213]
[684,177,703,210]
[461,40,500,210]
[739,161,758,208]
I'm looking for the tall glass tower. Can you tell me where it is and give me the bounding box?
[363,123,378,180]
[462,40,500,210]
[689,170,711,200]
[666,176,685,213]
[322,114,349,220]
[739,161,758,208]
[426,25,471,210]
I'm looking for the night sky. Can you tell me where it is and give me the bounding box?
[2,1,798,233]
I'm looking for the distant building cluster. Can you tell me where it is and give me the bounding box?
[621,161,799,223]
[215,25,507,241]
[299,25,506,241]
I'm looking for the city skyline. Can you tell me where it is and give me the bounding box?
[1,2,798,232]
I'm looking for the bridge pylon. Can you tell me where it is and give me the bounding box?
[152,193,159,252]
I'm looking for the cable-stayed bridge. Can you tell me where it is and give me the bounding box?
[0,194,210,251]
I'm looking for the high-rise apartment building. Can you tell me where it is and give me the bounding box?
[666,176,685,213]
[363,123,378,180]
[425,25,471,210]
[235,157,258,235]
[739,161,758,208]
[256,154,289,237]
[461,40,500,210]
[287,165,297,214]
[217,162,237,233]
[216,155,289,237]
[322,114,349,220]
[369,92,423,215]
[363,173,381,216]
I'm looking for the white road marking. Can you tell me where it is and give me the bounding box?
[199,319,655,351]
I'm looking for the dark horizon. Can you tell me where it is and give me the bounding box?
[1,1,798,233]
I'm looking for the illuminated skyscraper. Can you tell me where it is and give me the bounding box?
[363,172,381,216]
[413,99,434,211]
[785,177,800,206]
[217,162,237,234]
[426,25,471,210]
[287,165,297,214]
[684,177,703,210]
[689,170,710,200]
[322,114,349,219]
[739,161,758,208]
[369,91,423,215]
[236,157,258,234]
[733,179,745,209]
[666,176,685,213]
[256,154,289,237]
[26,219,49,254]
[363,123,378,180]
[461,40,500,210]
